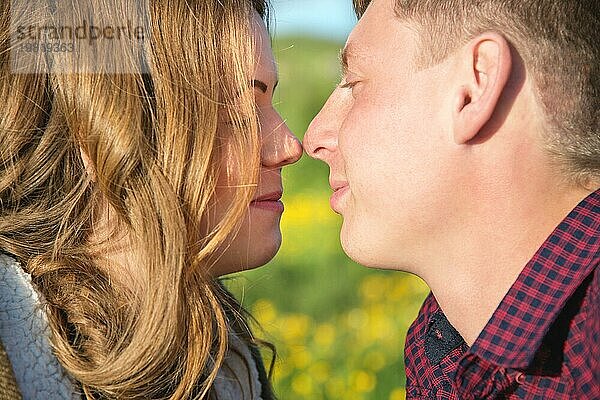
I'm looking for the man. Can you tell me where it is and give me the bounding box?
[303,0,599,398]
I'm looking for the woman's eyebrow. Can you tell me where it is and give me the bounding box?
[252,79,268,93]
[252,78,279,95]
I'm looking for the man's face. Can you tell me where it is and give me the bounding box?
[304,0,459,269]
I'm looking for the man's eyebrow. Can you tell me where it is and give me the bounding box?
[340,47,348,76]
[340,46,349,76]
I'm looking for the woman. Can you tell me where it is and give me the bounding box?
[0,0,302,398]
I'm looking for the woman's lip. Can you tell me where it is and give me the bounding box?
[250,191,284,212]
[252,191,283,202]
[250,200,284,212]
[330,185,350,213]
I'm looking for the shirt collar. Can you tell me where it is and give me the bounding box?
[468,188,600,369]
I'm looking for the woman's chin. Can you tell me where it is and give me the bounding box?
[211,230,282,277]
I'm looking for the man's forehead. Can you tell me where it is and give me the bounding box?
[342,0,415,68]
[341,39,376,75]
[341,31,379,71]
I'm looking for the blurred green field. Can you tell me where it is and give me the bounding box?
[227,35,430,400]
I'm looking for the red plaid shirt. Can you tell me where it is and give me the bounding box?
[405,189,600,399]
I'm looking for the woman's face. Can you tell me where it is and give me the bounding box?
[208,11,302,276]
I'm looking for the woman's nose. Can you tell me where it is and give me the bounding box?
[260,110,303,168]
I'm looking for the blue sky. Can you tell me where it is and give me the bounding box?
[270,0,358,42]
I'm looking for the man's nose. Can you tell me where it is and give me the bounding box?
[303,90,342,163]
[260,110,303,168]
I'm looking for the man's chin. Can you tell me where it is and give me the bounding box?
[341,229,369,266]
[340,227,392,269]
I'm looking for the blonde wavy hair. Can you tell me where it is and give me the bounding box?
[0,0,275,398]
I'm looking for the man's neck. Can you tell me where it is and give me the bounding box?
[420,186,594,347]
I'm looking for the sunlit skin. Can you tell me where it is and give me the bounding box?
[303,0,593,345]
[81,12,302,282]
[208,11,303,276]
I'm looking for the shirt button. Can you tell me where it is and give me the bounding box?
[515,372,525,384]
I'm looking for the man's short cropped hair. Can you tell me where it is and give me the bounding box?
[353,0,599,187]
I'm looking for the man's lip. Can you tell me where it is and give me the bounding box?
[251,191,283,202]
[330,185,350,213]
[330,180,349,192]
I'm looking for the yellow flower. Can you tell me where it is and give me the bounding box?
[326,377,346,398]
[365,304,393,342]
[346,308,368,330]
[363,350,387,371]
[390,278,409,300]
[360,275,388,303]
[281,314,311,341]
[389,388,406,400]
[289,346,311,369]
[281,195,337,229]
[351,370,376,393]
[251,299,277,325]
[272,359,290,379]
[308,361,331,383]
[313,323,336,347]
[291,372,314,396]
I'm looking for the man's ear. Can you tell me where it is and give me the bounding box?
[452,32,512,144]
